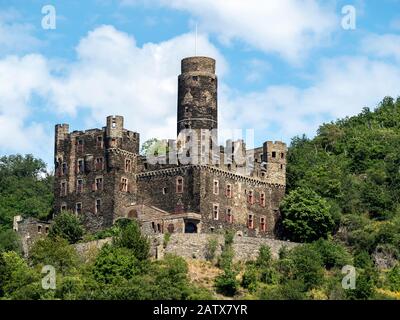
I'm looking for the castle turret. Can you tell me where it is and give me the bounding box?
[106,115,124,148]
[262,141,287,185]
[177,57,218,163]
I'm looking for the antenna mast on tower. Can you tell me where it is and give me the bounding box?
[195,22,198,56]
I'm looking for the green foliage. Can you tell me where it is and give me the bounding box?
[281,187,335,242]
[256,245,272,268]
[0,154,53,226]
[113,220,150,261]
[163,232,171,249]
[386,265,400,291]
[0,251,40,298]
[49,211,84,244]
[215,268,239,296]
[205,236,218,261]
[29,236,79,274]
[345,268,376,300]
[92,244,139,284]
[310,239,352,269]
[140,138,167,157]
[0,228,21,254]
[288,245,325,290]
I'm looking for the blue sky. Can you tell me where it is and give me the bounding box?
[0,0,400,167]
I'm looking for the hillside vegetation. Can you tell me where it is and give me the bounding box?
[0,97,400,299]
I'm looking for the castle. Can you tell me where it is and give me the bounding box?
[53,56,287,238]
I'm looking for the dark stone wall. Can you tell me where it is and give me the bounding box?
[198,168,285,238]
[137,166,201,214]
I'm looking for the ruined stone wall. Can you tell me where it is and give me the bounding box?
[163,233,299,261]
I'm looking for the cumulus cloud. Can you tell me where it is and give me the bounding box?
[361,33,400,62]
[121,0,338,63]
[1,24,400,167]
[0,9,41,55]
[0,55,51,154]
[220,56,400,142]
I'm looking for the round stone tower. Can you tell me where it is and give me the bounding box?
[177,57,218,163]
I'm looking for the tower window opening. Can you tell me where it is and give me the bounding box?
[213,180,219,195]
[272,151,276,158]
[213,204,219,220]
[176,177,184,193]
[95,199,101,214]
[248,214,254,229]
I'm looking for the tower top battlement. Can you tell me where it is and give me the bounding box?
[181,56,215,74]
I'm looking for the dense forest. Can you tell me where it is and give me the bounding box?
[0,97,400,300]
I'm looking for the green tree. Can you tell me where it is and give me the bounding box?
[0,154,53,226]
[114,220,150,261]
[29,236,79,274]
[92,244,139,284]
[0,228,22,254]
[49,211,84,244]
[281,187,335,242]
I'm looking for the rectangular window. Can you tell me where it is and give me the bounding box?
[37,225,42,234]
[226,184,232,198]
[247,190,254,204]
[62,162,67,175]
[77,139,84,152]
[95,199,101,214]
[272,151,276,158]
[213,204,219,220]
[213,180,219,195]
[60,181,67,196]
[61,204,67,211]
[248,214,254,229]
[75,202,82,215]
[77,179,83,194]
[125,159,132,172]
[176,177,183,193]
[96,136,103,148]
[226,208,233,223]
[95,177,103,191]
[95,157,104,171]
[120,178,128,192]
[260,192,266,207]
[260,216,266,232]
[77,159,85,174]
[162,187,167,195]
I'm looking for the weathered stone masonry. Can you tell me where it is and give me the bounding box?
[53,56,287,239]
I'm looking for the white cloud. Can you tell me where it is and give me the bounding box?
[220,56,400,142]
[0,55,51,154]
[362,33,400,62]
[0,9,41,55]
[122,0,338,63]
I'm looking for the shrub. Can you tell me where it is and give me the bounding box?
[256,245,272,269]
[241,264,259,292]
[205,236,218,261]
[29,236,79,274]
[289,245,324,290]
[215,268,239,296]
[92,244,139,284]
[311,239,352,269]
[49,211,84,244]
[0,228,22,254]
[114,220,150,261]
[386,265,400,292]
